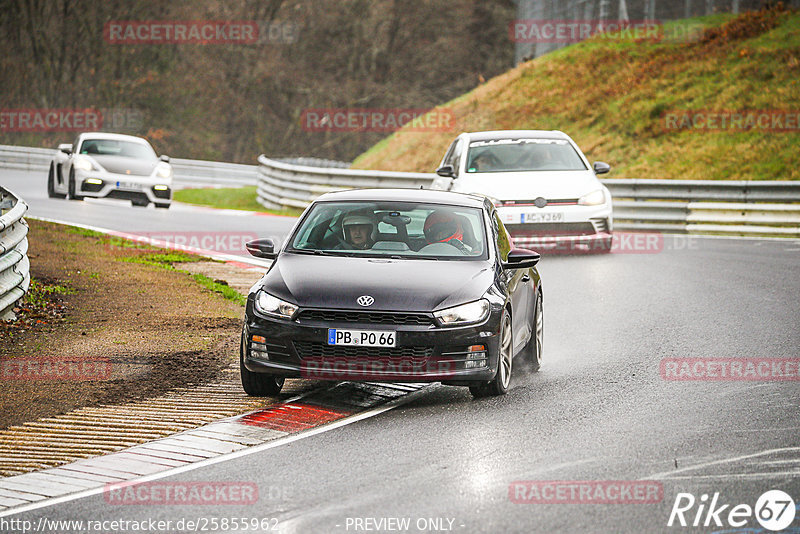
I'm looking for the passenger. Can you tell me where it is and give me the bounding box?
[423,210,468,252]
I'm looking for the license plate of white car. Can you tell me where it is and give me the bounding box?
[115,181,139,190]
[524,212,564,223]
[327,329,396,347]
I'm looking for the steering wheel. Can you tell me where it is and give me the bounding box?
[443,238,469,255]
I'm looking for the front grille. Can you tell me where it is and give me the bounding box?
[296,310,434,326]
[107,190,148,202]
[508,222,597,237]
[294,341,433,360]
[500,198,579,206]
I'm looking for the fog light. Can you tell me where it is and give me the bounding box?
[154,185,169,191]
[465,345,487,369]
[250,335,269,360]
[85,178,103,185]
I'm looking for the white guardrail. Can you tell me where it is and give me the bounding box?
[0,145,798,237]
[0,144,257,188]
[257,156,800,238]
[0,187,30,320]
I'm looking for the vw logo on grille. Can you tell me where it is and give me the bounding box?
[534,197,548,208]
[357,295,375,307]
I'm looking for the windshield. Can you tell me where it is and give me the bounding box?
[79,138,157,160]
[289,201,487,260]
[466,138,587,173]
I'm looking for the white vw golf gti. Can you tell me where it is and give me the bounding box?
[433,130,613,252]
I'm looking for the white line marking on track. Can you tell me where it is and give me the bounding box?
[649,447,800,480]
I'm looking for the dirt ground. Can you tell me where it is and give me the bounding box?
[0,220,254,430]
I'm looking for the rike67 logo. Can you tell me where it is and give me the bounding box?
[668,490,796,531]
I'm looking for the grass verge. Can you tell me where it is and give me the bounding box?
[174,186,302,216]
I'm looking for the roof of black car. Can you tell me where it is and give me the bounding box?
[315,188,488,207]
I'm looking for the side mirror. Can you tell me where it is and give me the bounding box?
[58,143,73,155]
[159,155,170,163]
[436,165,455,178]
[593,161,611,175]
[502,248,540,269]
[246,238,277,260]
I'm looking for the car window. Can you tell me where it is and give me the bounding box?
[79,139,157,160]
[289,201,487,260]
[466,138,587,173]
[445,139,464,174]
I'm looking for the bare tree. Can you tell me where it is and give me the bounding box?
[618,0,629,21]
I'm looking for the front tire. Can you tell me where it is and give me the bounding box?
[240,327,285,396]
[154,203,170,209]
[68,170,84,201]
[470,311,512,397]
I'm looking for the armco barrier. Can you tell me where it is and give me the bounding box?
[0,144,350,189]
[605,179,800,237]
[257,160,800,238]
[256,155,433,209]
[0,144,257,188]
[0,187,30,320]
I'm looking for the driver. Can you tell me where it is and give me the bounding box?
[470,152,496,172]
[423,210,468,252]
[341,212,377,249]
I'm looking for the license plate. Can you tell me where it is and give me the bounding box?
[523,212,564,223]
[115,181,140,190]
[327,329,396,347]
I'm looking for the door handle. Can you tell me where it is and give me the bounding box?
[521,274,531,282]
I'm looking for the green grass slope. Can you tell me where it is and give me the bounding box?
[353,7,800,180]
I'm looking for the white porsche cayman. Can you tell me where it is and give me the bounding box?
[433,130,613,252]
[47,132,173,209]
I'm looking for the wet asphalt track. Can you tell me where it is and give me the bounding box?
[2,169,800,533]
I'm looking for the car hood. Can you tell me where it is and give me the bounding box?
[452,170,603,200]
[259,253,495,312]
[90,155,158,176]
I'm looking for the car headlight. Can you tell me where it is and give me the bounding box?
[155,162,173,179]
[434,299,490,326]
[578,189,606,206]
[73,156,94,172]
[254,291,298,319]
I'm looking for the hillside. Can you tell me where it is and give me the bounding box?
[352,7,800,180]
